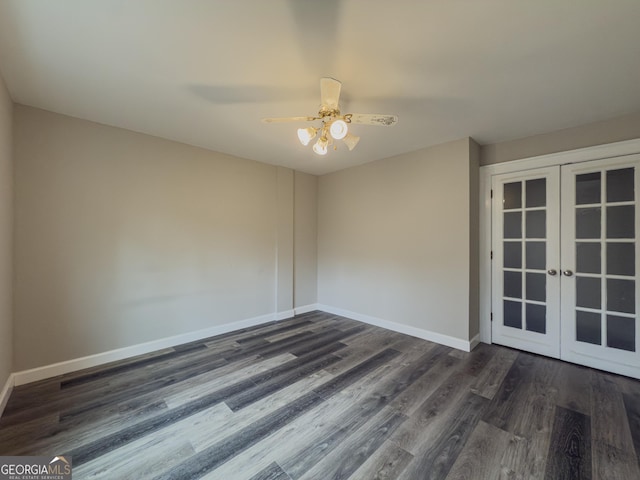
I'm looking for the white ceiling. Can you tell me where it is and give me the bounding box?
[0,1,639,175]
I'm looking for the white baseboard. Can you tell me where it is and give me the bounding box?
[294,303,320,315]
[9,306,477,388]
[13,312,276,386]
[318,304,477,352]
[275,309,295,321]
[0,373,15,418]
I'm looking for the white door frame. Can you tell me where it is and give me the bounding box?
[479,138,640,345]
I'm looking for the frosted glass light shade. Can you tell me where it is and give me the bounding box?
[297,127,317,146]
[312,137,328,155]
[329,119,348,140]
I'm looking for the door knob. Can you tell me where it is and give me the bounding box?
[563,270,574,277]
[547,269,557,276]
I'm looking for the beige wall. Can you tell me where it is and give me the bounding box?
[318,138,477,343]
[13,106,316,370]
[294,171,317,308]
[480,111,640,166]
[468,139,480,339]
[15,101,639,375]
[276,167,294,314]
[0,75,12,387]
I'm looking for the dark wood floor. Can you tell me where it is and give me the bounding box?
[1,312,640,479]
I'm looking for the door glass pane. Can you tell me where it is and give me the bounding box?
[526,210,546,238]
[576,277,601,309]
[504,271,522,299]
[504,300,522,329]
[576,243,601,274]
[504,212,522,238]
[607,168,634,203]
[526,179,546,208]
[503,182,522,209]
[576,208,601,239]
[526,242,546,270]
[526,273,546,302]
[607,243,635,276]
[571,164,639,359]
[607,315,635,352]
[576,172,601,205]
[526,304,546,333]
[576,311,601,345]
[504,242,522,268]
[607,205,635,239]
[607,279,635,314]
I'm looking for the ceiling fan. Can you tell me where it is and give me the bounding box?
[262,78,398,155]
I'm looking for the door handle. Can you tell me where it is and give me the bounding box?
[547,269,557,276]
[563,270,574,277]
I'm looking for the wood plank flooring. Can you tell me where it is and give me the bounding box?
[1,311,640,479]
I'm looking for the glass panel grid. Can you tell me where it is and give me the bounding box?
[574,167,637,352]
[504,241,522,269]
[504,271,522,299]
[526,273,546,302]
[607,315,635,352]
[504,212,522,239]
[604,168,636,330]
[607,278,635,314]
[526,210,546,238]
[607,205,635,239]
[526,303,546,333]
[526,242,546,270]
[502,181,524,331]
[576,242,601,274]
[522,179,548,334]
[576,310,602,345]
[501,178,551,333]
[607,242,635,276]
[607,168,634,203]
[504,300,522,329]
[503,182,522,210]
[576,172,601,205]
[526,178,547,208]
[575,170,604,347]
[576,207,601,239]
[576,276,601,309]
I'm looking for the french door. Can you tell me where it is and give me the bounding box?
[491,155,640,378]
[492,166,561,358]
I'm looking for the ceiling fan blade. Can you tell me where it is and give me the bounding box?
[348,113,398,126]
[261,116,317,124]
[342,132,360,151]
[320,77,342,110]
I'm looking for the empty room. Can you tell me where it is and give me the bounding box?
[1,1,640,479]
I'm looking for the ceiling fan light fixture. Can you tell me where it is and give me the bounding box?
[329,119,348,140]
[263,78,397,157]
[312,136,328,155]
[297,127,317,146]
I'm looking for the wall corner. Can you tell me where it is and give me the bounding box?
[468,138,481,339]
